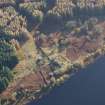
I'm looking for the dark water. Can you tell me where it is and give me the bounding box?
[29,57,105,105]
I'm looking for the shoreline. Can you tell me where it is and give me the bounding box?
[17,45,105,105]
[1,36,105,105]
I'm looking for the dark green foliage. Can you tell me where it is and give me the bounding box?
[0,41,18,68]
[49,60,61,71]
[64,21,77,32]
[19,2,44,24]
[0,66,13,93]
[0,40,18,92]
[45,0,56,10]
[58,36,69,52]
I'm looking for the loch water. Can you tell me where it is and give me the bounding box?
[28,56,105,105]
